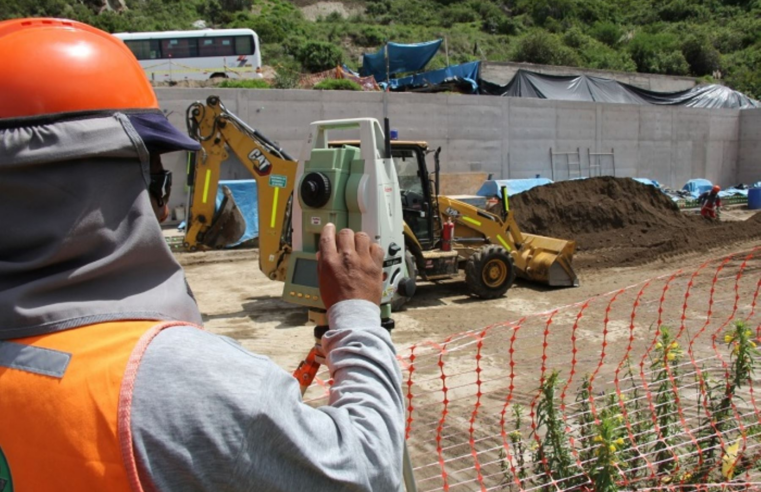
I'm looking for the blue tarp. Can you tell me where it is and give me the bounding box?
[216,179,259,247]
[383,61,481,93]
[719,188,749,198]
[633,178,661,188]
[360,39,442,82]
[682,179,714,198]
[679,179,752,199]
[476,178,554,197]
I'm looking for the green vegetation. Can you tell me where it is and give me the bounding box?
[218,78,271,88]
[498,321,761,489]
[2,0,759,97]
[314,78,362,90]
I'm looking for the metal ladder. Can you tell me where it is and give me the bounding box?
[588,148,616,177]
[549,147,582,181]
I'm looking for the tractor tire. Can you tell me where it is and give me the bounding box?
[465,245,516,299]
[391,250,418,312]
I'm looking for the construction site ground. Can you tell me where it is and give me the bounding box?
[174,206,760,373]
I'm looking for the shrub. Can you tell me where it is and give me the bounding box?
[590,21,622,46]
[563,27,590,49]
[219,0,252,12]
[682,35,721,76]
[352,25,386,47]
[628,32,687,74]
[583,46,637,71]
[314,79,362,91]
[365,0,391,17]
[440,4,478,27]
[218,79,270,89]
[494,16,522,36]
[657,0,709,22]
[272,68,301,89]
[516,0,576,26]
[655,50,690,75]
[512,31,580,66]
[324,11,343,22]
[297,41,344,72]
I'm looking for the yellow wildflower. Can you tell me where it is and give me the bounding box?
[655,342,663,349]
[745,330,752,337]
[593,435,603,442]
[616,414,624,423]
[609,444,617,452]
[751,341,757,348]
[667,352,676,361]
[616,438,625,446]
[670,341,679,349]
[725,334,734,343]
[722,439,741,479]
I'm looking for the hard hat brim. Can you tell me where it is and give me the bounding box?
[128,113,201,154]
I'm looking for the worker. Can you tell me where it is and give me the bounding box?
[0,18,404,492]
[698,185,723,220]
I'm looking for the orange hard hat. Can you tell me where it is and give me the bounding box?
[712,185,721,193]
[0,18,158,119]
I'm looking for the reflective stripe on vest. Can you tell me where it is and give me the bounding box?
[0,320,199,491]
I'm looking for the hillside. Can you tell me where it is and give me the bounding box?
[2,0,759,97]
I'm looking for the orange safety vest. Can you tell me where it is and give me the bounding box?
[0,320,197,491]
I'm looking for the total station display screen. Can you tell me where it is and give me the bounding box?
[292,258,319,288]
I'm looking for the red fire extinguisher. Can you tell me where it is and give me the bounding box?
[442,217,455,251]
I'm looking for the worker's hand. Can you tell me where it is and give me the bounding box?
[317,223,385,310]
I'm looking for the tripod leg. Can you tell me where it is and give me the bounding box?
[293,325,329,395]
[293,346,322,395]
[403,442,417,492]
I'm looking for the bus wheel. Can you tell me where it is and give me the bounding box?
[210,73,228,79]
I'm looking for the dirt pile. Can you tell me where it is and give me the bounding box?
[511,177,761,268]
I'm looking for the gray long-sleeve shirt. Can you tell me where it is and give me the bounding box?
[130,300,405,492]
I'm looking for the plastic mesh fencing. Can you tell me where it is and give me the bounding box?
[305,246,761,491]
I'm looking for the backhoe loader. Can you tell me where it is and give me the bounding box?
[183,96,578,308]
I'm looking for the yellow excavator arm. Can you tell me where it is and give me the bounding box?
[184,96,297,281]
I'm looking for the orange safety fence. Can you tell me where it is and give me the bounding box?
[305,246,761,491]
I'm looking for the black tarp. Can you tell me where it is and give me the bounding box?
[480,69,760,109]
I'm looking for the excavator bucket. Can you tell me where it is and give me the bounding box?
[514,233,579,287]
[201,185,246,249]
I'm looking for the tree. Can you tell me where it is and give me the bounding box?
[682,35,721,76]
[297,41,344,72]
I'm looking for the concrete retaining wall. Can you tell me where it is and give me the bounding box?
[480,61,698,92]
[738,108,761,185]
[155,88,746,218]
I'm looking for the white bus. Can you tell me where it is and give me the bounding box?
[114,29,262,81]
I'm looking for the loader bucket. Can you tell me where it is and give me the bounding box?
[201,185,246,249]
[514,233,579,287]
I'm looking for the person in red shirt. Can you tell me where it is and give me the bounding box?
[698,185,723,220]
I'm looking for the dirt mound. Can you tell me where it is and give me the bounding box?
[511,177,761,268]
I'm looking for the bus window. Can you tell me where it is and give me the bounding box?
[199,36,235,57]
[161,38,198,58]
[234,35,255,55]
[124,39,161,60]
